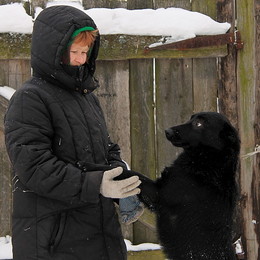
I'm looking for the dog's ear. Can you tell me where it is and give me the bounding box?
[219,122,240,152]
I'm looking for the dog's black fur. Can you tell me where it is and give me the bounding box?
[79,112,240,260]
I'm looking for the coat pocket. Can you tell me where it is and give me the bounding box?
[49,212,67,255]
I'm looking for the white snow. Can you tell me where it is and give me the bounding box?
[0,236,12,260]
[0,2,231,44]
[0,3,32,34]
[0,236,161,259]
[124,239,161,251]
[0,86,16,100]
[0,235,244,259]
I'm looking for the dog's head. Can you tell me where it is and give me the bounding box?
[165,112,240,153]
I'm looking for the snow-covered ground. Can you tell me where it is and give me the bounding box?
[0,236,12,260]
[0,235,245,259]
[0,2,230,45]
[0,236,161,259]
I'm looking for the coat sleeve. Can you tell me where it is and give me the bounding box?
[4,88,103,205]
[107,141,128,169]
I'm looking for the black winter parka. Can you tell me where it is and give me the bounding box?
[4,5,127,260]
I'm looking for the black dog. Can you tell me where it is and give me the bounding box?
[156,112,240,259]
[78,112,240,260]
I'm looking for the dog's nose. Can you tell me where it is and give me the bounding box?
[165,128,181,140]
[165,129,172,139]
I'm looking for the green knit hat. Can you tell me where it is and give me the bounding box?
[68,26,95,46]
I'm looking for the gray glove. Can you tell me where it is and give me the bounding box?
[100,167,141,198]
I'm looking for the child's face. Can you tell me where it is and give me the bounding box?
[69,42,89,66]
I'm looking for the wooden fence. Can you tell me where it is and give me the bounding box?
[0,0,259,259]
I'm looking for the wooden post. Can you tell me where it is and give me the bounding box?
[191,1,218,114]
[82,0,126,9]
[127,0,154,9]
[237,0,260,259]
[216,0,243,247]
[216,0,239,127]
[254,2,260,259]
[155,59,193,172]
[192,0,217,19]
[129,59,158,244]
[154,0,190,9]
[0,95,12,236]
[95,60,131,165]
[217,0,242,249]
[0,0,19,4]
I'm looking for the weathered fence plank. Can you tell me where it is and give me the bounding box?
[95,60,131,165]
[129,59,157,244]
[192,58,218,113]
[237,0,260,259]
[0,0,19,4]
[216,0,239,127]
[254,3,260,257]
[82,0,126,9]
[129,59,156,179]
[191,0,216,19]
[0,60,8,86]
[154,0,191,9]
[216,0,243,247]
[8,60,31,90]
[0,95,12,236]
[0,59,31,89]
[0,33,228,60]
[0,33,31,59]
[191,0,218,114]
[155,58,193,174]
[94,60,133,241]
[127,0,154,9]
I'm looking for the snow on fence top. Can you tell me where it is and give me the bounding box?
[0,2,231,43]
[0,86,15,101]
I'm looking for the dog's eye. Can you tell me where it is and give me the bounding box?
[193,120,203,128]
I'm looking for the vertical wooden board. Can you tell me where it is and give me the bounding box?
[129,59,155,178]
[191,0,216,19]
[133,219,158,244]
[216,1,242,244]
[31,0,48,8]
[82,0,127,9]
[95,60,131,164]
[192,0,218,113]
[192,58,218,113]
[237,0,259,259]
[216,0,237,122]
[128,250,165,260]
[127,0,154,9]
[129,59,158,244]
[155,58,193,174]
[254,1,260,252]
[216,0,234,26]
[0,0,19,4]
[0,60,9,86]
[0,96,12,236]
[8,59,31,90]
[154,0,191,9]
[217,48,238,127]
[0,136,12,236]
